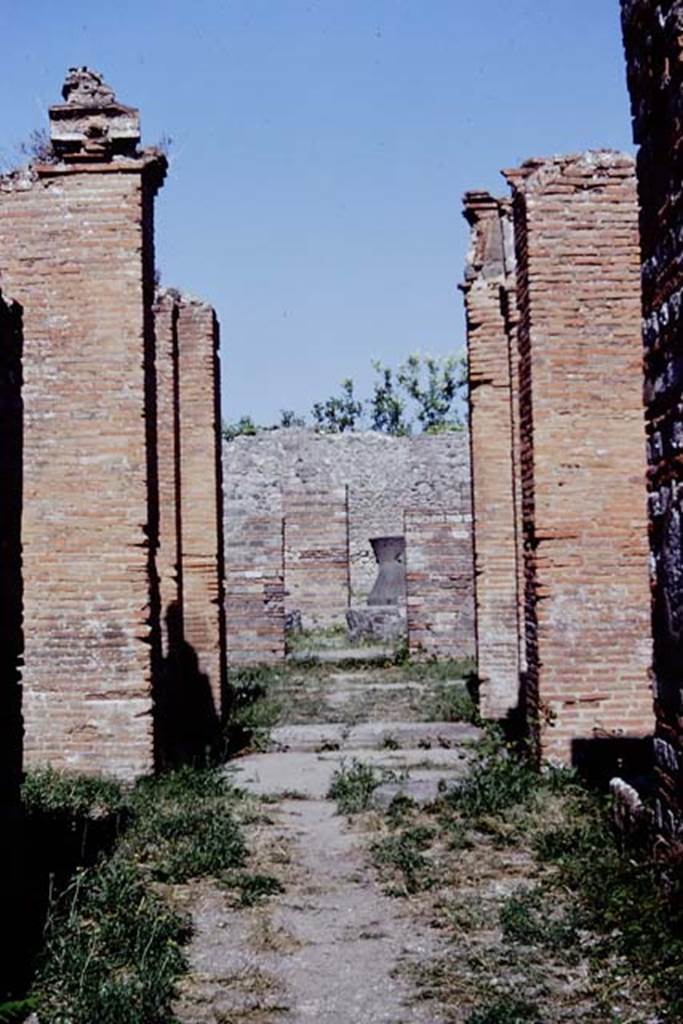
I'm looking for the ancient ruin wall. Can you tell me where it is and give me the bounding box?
[506,152,654,765]
[462,192,521,719]
[176,297,227,714]
[0,73,166,778]
[283,488,350,629]
[225,515,285,664]
[155,291,182,662]
[622,0,683,840]
[223,428,472,611]
[404,509,475,660]
[0,295,23,806]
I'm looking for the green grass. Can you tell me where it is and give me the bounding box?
[424,682,479,724]
[533,791,683,1017]
[34,858,190,1024]
[499,886,577,951]
[23,764,278,1024]
[21,768,126,818]
[123,767,247,883]
[465,995,543,1023]
[224,666,284,753]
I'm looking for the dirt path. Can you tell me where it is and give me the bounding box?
[174,661,475,1023]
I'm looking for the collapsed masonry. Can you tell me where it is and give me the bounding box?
[622,0,683,842]
[0,69,226,778]
[463,152,654,765]
[223,429,475,663]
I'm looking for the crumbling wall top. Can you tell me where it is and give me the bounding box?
[461,191,514,287]
[503,150,635,196]
[49,66,141,161]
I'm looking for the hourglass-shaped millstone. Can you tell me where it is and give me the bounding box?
[367,535,406,606]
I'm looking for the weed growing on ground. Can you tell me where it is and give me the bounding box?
[328,758,390,814]
[371,824,436,894]
[26,764,276,1024]
[424,682,480,724]
[21,767,126,818]
[222,870,286,907]
[367,729,682,1021]
[124,766,246,883]
[34,858,190,1024]
[465,995,543,1023]
[224,666,284,753]
[499,885,577,952]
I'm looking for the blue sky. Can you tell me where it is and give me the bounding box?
[1,1,633,424]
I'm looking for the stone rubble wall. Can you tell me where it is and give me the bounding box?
[505,152,654,764]
[404,509,475,660]
[223,429,473,631]
[621,0,683,842]
[462,192,522,719]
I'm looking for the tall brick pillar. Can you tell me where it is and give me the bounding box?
[153,289,227,763]
[462,192,521,719]
[505,152,653,764]
[0,68,166,778]
[622,0,683,841]
[175,296,227,715]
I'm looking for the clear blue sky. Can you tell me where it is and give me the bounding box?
[1,0,633,424]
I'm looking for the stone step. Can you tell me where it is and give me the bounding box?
[270,720,480,753]
[286,646,395,665]
[227,746,474,801]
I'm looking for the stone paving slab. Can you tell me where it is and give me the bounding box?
[227,746,473,800]
[270,720,481,752]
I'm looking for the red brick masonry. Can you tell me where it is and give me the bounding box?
[505,152,653,764]
[462,192,521,719]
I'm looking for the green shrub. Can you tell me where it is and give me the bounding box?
[328,759,387,814]
[34,858,189,1024]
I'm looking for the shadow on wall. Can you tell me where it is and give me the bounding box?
[0,299,24,1000]
[155,601,220,768]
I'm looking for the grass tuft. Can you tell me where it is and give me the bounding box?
[328,758,390,814]
[34,858,190,1024]
[465,995,543,1023]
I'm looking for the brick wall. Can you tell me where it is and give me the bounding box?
[505,152,653,764]
[175,297,227,713]
[155,291,182,662]
[404,509,475,660]
[225,515,285,665]
[152,288,226,761]
[0,156,166,778]
[283,487,350,629]
[223,430,472,634]
[621,0,683,840]
[462,192,521,718]
[0,71,169,778]
[0,294,23,805]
